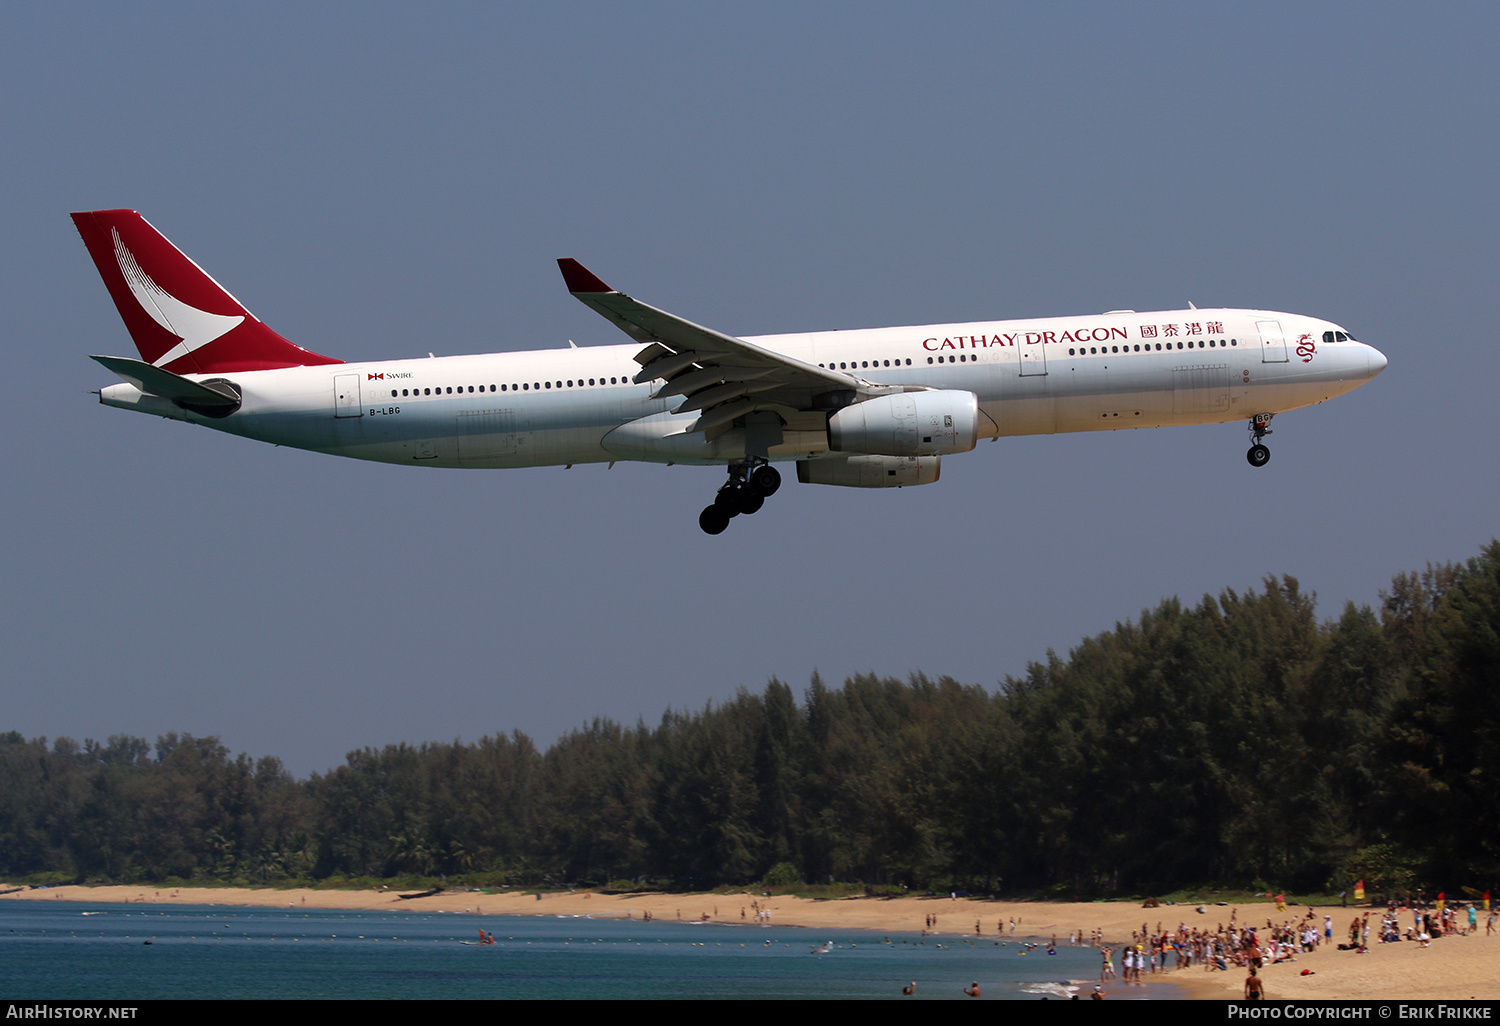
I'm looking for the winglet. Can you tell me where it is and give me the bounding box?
[557,258,613,294]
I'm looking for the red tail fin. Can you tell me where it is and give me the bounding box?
[71,210,341,373]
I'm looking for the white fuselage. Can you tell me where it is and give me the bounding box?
[99,307,1385,469]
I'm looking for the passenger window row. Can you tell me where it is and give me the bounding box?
[387,376,630,398]
[1068,339,1237,356]
[814,341,1244,368]
[817,359,915,369]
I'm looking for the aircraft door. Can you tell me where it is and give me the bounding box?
[334,373,363,417]
[1256,320,1289,364]
[1019,337,1048,376]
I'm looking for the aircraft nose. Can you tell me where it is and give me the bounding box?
[1366,345,1388,378]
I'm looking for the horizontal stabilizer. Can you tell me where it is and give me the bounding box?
[91,355,240,406]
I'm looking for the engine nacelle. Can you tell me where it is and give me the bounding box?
[797,454,941,488]
[826,390,979,456]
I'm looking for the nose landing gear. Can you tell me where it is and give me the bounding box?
[698,460,782,534]
[1246,413,1273,467]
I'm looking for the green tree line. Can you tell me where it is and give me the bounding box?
[5,542,1499,895]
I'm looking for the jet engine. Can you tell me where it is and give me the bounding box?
[826,390,979,456]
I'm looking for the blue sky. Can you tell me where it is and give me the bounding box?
[4,3,1496,775]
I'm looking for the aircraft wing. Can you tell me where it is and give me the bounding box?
[558,259,861,435]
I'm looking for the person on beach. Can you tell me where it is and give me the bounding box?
[1245,967,1265,1001]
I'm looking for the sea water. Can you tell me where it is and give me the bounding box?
[0,900,1174,999]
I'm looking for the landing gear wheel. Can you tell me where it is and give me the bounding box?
[1247,444,1271,468]
[704,460,777,533]
[749,464,781,497]
[699,505,730,535]
[715,484,748,515]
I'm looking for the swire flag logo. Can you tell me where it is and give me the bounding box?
[368,373,384,380]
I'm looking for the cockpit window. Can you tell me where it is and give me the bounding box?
[1324,329,1358,343]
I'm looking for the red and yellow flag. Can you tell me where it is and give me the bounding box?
[1354,880,1365,901]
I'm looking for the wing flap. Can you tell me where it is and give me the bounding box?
[634,348,698,381]
[652,365,776,401]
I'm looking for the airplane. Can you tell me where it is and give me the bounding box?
[74,209,1387,534]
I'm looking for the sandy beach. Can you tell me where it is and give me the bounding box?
[6,885,1493,1000]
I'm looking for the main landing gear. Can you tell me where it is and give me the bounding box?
[699,460,782,535]
[1246,413,1273,468]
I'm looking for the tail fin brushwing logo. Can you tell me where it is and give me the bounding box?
[112,227,244,368]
